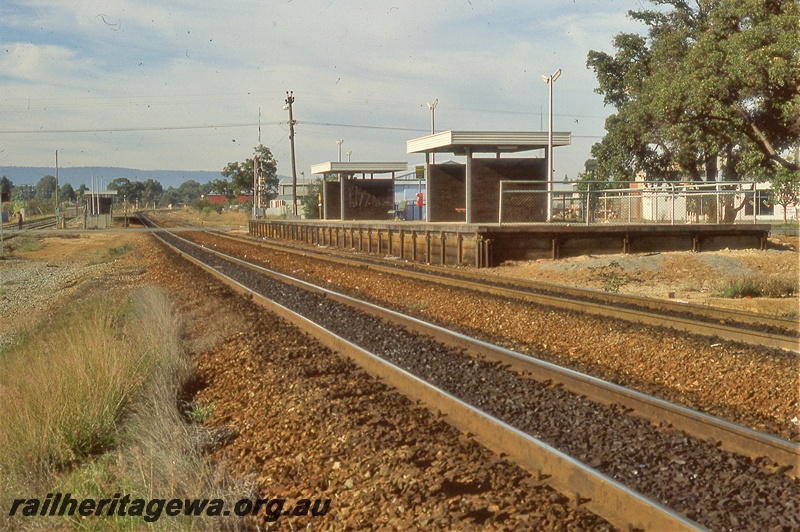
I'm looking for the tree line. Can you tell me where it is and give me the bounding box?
[0,143,281,213]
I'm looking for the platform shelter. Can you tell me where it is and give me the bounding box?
[406,130,570,223]
[311,161,407,221]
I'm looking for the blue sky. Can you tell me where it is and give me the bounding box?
[0,1,649,182]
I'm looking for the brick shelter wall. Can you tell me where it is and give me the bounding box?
[428,158,546,223]
[323,181,341,219]
[428,164,466,222]
[472,158,546,223]
[324,179,394,220]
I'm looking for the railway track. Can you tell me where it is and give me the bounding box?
[142,214,799,531]
[20,217,58,231]
[2,216,57,235]
[209,228,799,352]
[1,217,58,250]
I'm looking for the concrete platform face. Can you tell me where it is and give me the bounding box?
[249,220,770,267]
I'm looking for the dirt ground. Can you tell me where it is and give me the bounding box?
[0,232,147,340]
[488,234,799,317]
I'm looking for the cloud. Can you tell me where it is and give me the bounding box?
[0,0,648,179]
[0,43,85,82]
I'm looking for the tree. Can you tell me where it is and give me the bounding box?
[770,167,800,222]
[0,176,12,200]
[35,175,57,201]
[141,179,163,207]
[176,179,204,203]
[220,144,279,203]
[587,0,800,185]
[301,178,324,219]
[13,185,34,202]
[163,180,200,206]
[60,183,76,202]
[208,178,238,198]
[108,178,165,206]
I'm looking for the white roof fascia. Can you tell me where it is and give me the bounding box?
[310,162,408,175]
[406,130,572,154]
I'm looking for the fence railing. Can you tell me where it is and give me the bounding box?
[498,181,772,225]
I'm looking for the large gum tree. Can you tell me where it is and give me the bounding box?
[587,0,800,185]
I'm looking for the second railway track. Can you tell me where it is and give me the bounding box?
[142,214,799,531]
[198,223,799,351]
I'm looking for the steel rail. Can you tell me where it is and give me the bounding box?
[138,214,795,338]
[158,223,800,474]
[148,216,792,335]
[209,228,797,333]
[1,217,58,244]
[194,228,799,351]
[144,219,705,532]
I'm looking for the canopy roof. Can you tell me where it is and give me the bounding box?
[407,130,571,155]
[310,162,408,175]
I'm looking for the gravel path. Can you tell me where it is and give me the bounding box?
[0,258,118,351]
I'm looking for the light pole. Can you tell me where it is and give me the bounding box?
[284,91,298,216]
[55,150,59,228]
[336,139,344,162]
[541,68,561,222]
[346,151,352,162]
[427,99,438,164]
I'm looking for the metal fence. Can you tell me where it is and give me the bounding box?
[499,181,772,225]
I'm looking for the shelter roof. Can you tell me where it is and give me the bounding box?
[310,162,408,175]
[406,130,571,155]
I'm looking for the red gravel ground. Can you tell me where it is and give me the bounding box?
[139,233,614,530]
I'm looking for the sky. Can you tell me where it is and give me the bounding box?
[0,0,651,183]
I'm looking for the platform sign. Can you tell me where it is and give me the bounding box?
[415,165,425,180]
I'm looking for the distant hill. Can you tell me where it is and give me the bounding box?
[0,166,223,189]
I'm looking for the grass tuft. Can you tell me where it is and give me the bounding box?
[715,274,798,298]
[185,400,215,423]
[11,237,47,253]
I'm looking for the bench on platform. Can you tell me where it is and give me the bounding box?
[389,201,408,220]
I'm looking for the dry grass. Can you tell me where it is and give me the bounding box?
[9,237,47,253]
[715,273,799,299]
[0,292,150,478]
[0,287,250,530]
[160,207,249,228]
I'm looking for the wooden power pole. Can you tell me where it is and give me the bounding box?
[285,91,298,217]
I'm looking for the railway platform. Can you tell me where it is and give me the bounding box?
[249,219,771,267]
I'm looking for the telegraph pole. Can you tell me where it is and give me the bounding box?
[254,108,262,217]
[55,150,59,228]
[285,91,298,216]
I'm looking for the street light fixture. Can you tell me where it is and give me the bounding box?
[541,68,561,222]
[427,99,438,164]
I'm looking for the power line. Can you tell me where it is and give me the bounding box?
[0,120,606,138]
[0,122,280,135]
[299,120,428,133]
[0,119,427,135]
